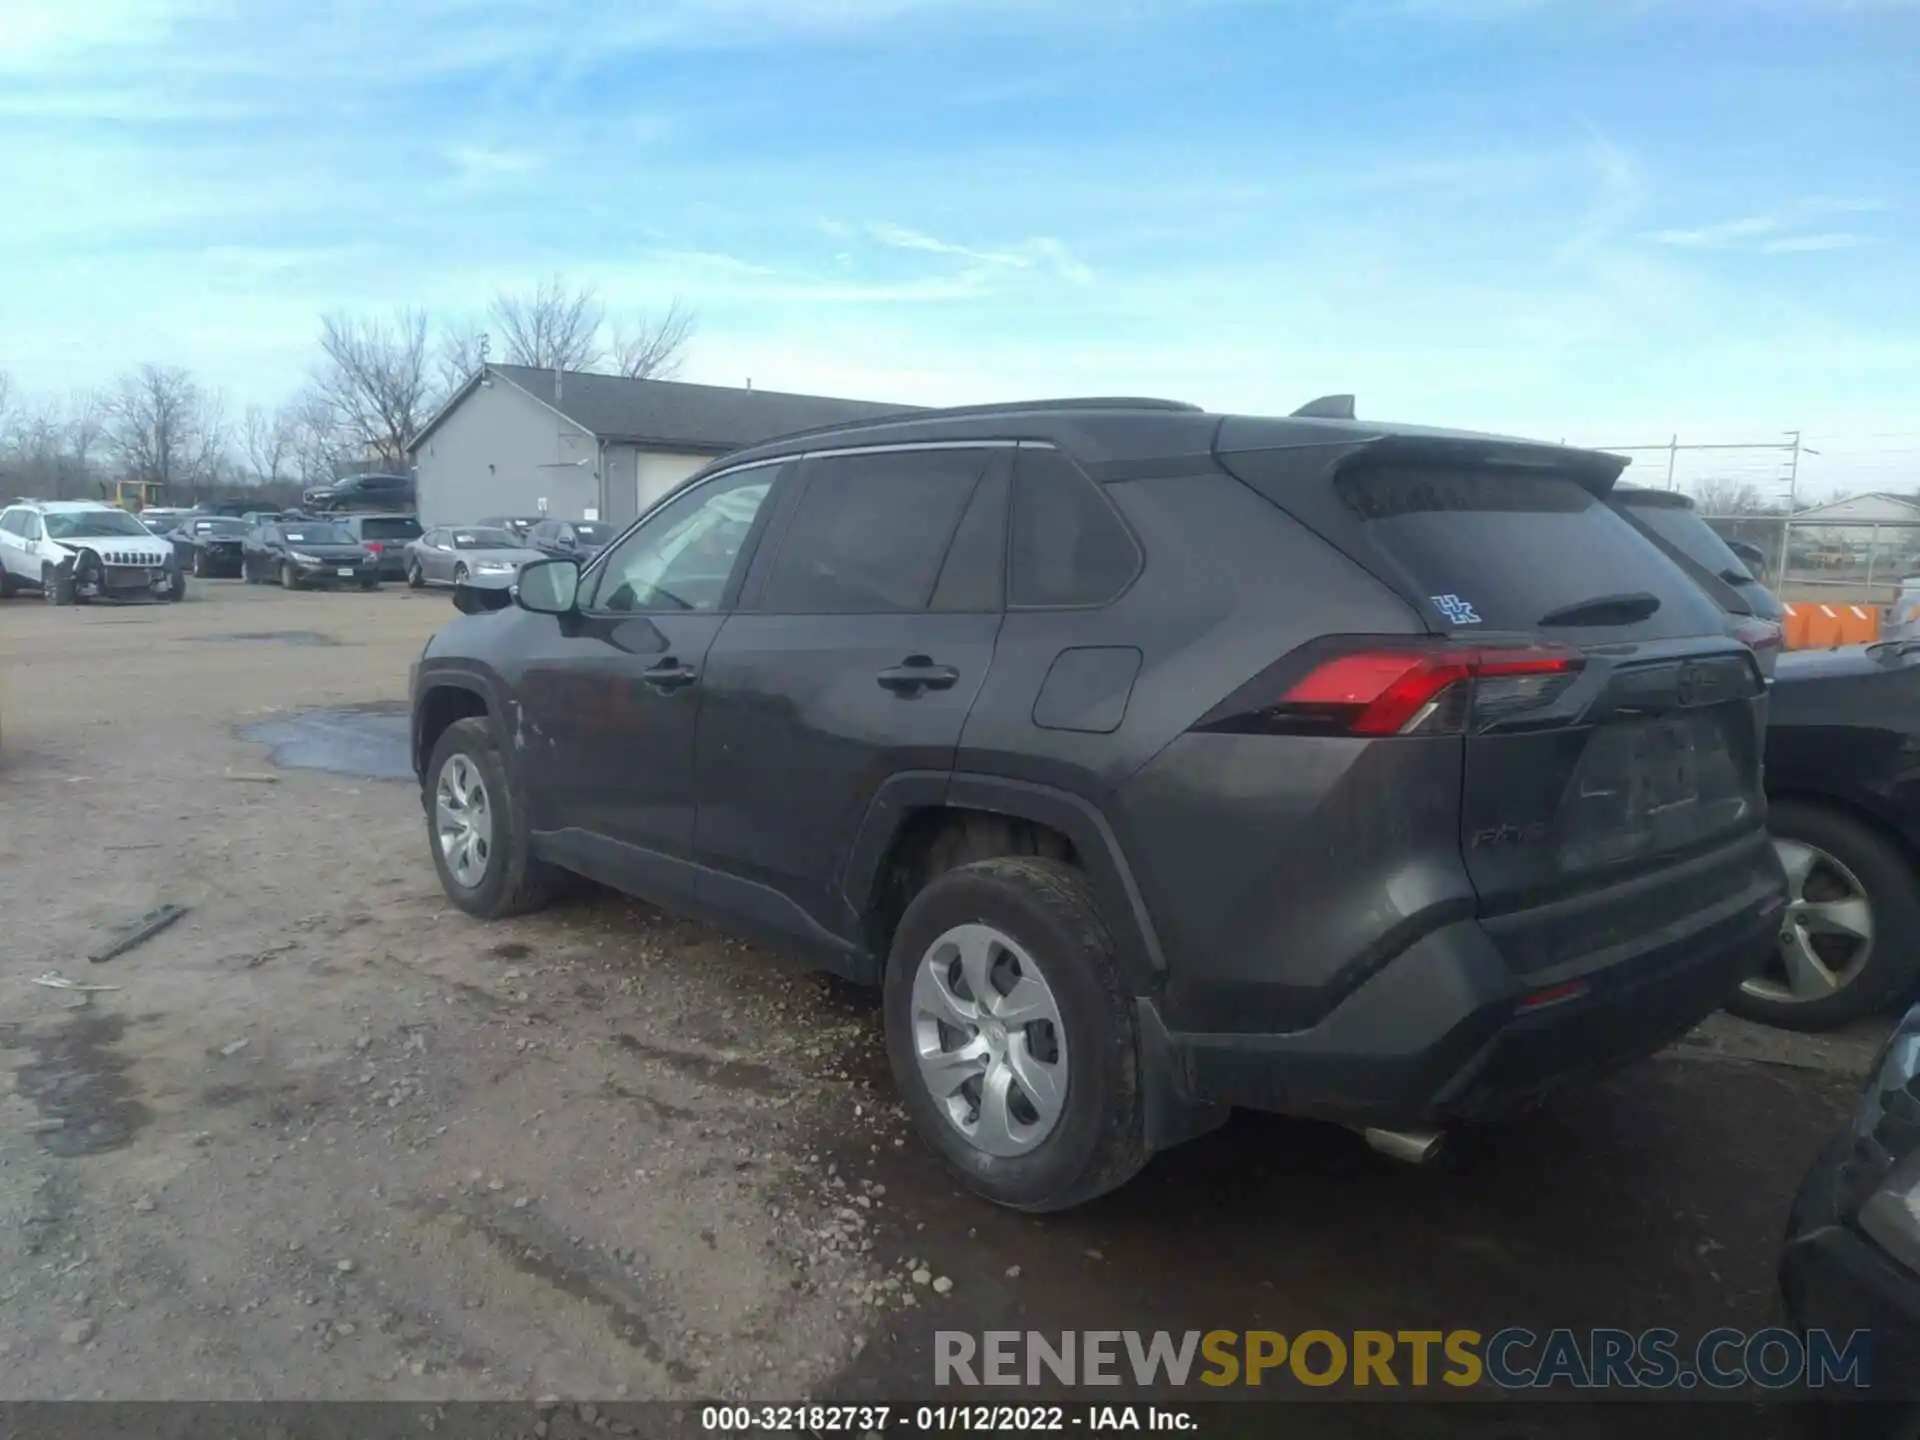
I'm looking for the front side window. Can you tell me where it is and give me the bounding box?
[588,467,776,614]
[758,449,988,614]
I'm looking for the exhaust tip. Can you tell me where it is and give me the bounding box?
[1361,1126,1446,1165]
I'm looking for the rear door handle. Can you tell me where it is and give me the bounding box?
[643,659,699,692]
[876,656,961,694]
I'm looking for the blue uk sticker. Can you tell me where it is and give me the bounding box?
[1431,593,1482,625]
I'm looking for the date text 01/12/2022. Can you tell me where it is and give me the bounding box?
[698,1405,1196,1432]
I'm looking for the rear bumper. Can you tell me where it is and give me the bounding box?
[1160,861,1783,1126]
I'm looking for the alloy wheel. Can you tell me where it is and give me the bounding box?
[434,753,493,889]
[1741,836,1876,1004]
[910,923,1069,1157]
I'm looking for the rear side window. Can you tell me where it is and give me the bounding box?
[360,517,423,540]
[1009,449,1140,608]
[1337,465,1728,637]
[759,450,987,614]
[1614,497,1754,582]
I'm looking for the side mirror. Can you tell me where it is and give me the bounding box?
[515,558,580,615]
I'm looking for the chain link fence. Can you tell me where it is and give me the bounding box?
[1702,515,1920,608]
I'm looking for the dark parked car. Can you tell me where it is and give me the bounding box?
[526,518,613,562]
[1729,641,1920,1031]
[1610,486,1785,676]
[169,515,251,577]
[243,521,382,589]
[334,513,424,581]
[409,397,1785,1210]
[302,472,416,513]
[1781,1001,1920,1426]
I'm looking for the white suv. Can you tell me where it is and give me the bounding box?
[0,500,184,604]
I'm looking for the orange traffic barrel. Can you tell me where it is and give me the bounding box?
[1781,603,1810,649]
[1803,603,1846,649]
[1839,604,1881,645]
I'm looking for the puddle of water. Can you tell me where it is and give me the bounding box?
[199,630,339,647]
[12,1012,152,1157]
[236,701,412,780]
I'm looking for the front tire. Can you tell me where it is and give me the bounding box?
[425,717,564,920]
[42,562,74,606]
[883,857,1146,1211]
[1727,799,1920,1031]
[453,563,469,586]
[165,566,186,602]
[0,566,17,599]
[192,549,209,578]
[280,561,299,591]
[407,561,424,590]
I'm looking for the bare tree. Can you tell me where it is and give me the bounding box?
[66,389,106,484]
[612,297,694,380]
[489,276,606,371]
[242,403,299,485]
[313,309,435,466]
[1692,477,1770,516]
[437,321,490,397]
[287,390,347,487]
[108,364,226,499]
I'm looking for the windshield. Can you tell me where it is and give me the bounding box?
[281,526,352,545]
[45,509,152,539]
[453,528,517,549]
[573,523,611,544]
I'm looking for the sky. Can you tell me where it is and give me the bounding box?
[1,0,1916,499]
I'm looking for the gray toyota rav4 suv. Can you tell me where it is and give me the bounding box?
[410,398,1787,1210]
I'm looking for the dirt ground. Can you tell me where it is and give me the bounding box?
[0,578,1889,1428]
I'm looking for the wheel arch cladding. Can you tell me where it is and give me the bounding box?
[843,772,1168,995]
[414,684,491,778]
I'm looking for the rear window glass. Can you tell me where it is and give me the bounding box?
[1611,496,1754,582]
[358,517,423,540]
[1336,466,1729,637]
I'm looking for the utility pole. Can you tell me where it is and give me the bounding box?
[1664,433,1678,491]
[1786,430,1802,513]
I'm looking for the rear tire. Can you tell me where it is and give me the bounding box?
[1726,799,1920,1031]
[359,578,379,591]
[0,566,15,599]
[425,717,564,920]
[883,857,1147,1211]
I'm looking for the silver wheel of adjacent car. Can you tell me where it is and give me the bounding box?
[910,922,1069,1158]
[1742,836,1876,1005]
[434,752,493,889]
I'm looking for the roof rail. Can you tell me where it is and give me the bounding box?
[747,396,1203,448]
[1291,394,1356,420]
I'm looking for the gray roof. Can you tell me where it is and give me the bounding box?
[411,364,915,454]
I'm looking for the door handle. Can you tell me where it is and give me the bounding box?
[876,656,961,694]
[643,658,699,692]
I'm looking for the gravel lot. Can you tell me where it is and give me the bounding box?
[0,579,1889,1427]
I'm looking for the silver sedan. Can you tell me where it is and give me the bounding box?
[404,526,548,589]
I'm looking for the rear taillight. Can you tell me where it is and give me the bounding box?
[364,542,385,553]
[1732,618,1782,653]
[1195,640,1585,738]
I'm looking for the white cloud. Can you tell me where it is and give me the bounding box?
[1763,232,1873,253]
[444,145,541,177]
[1648,215,1780,248]
[868,223,1096,286]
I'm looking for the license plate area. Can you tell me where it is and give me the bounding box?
[337,567,354,578]
[1561,710,1750,869]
